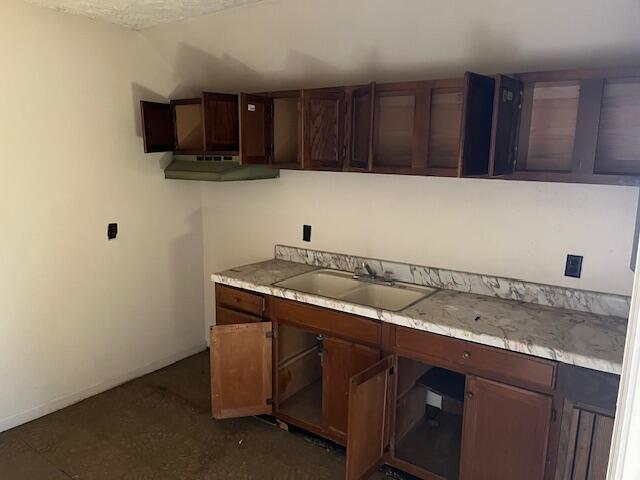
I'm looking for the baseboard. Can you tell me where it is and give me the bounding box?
[0,342,207,433]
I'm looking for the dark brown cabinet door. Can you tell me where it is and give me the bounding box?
[140,101,175,152]
[489,75,523,176]
[210,322,273,419]
[240,93,271,164]
[459,72,497,177]
[348,83,375,170]
[202,92,239,153]
[346,355,395,480]
[460,376,552,480]
[322,337,380,440]
[304,88,346,170]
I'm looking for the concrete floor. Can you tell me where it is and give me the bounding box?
[0,351,398,479]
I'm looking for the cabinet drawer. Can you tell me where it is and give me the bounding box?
[215,284,264,316]
[216,306,261,326]
[394,326,556,393]
[272,298,381,346]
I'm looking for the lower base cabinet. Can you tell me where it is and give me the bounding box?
[210,286,616,480]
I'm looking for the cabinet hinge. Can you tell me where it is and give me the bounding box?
[551,408,557,422]
[266,331,274,339]
[389,366,395,376]
[266,398,274,405]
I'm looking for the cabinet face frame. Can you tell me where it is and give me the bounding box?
[371,81,423,174]
[346,83,375,172]
[303,87,347,171]
[270,90,304,169]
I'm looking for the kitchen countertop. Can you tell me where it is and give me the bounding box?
[211,259,627,375]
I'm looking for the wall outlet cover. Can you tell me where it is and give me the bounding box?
[565,254,583,278]
[108,223,118,240]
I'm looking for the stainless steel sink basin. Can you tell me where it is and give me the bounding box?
[274,269,437,312]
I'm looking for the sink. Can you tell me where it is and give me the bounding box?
[274,269,437,312]
[340,282,435,312]
[275,269,362,298]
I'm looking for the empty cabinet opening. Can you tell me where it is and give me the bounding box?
[428,88,463,170]
[520,81,580,172]
[374,94,415,168]
[174,102,204,151]
[277,323,323,426]
[350,88,372,169]
[273,97,300,166]
[595,79,640,175]
[395,356,464,480]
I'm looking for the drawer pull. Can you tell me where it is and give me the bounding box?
[462,351,471,360]
[466,392,474,400]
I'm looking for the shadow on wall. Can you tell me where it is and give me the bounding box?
[168,206,204,342]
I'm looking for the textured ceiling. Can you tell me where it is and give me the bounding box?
[23,0,265,29]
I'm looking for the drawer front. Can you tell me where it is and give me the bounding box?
[394,326,556,393]
[215,284,264,317]
[216,306,262,326]
[272,298,381,346]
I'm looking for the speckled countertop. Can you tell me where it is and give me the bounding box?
[211,259,627,375]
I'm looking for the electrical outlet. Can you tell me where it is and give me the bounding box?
[565,255,583,278]
[107,223,118,240]
[303,225,312,242]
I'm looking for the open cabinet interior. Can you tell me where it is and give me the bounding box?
[277,323,323,427]
[394,356,465,480]
[517,81,580,172]
[595,78,640,175]
[173,100,204,152]
[372,85,417,169]
[273,94,301,168]
[427,85,464,171]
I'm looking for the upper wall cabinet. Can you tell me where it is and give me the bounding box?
[346,83,375,171]
[303,88,346,171]
[364,73,496,177]
[141,92,239,155]
[490,67,640,185]
[240,90,303,168]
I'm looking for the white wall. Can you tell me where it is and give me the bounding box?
[0,0,205,431]
[140,0,640,327]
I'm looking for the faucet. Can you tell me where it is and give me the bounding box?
[353,262,395,285]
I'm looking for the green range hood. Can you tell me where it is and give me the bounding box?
[165,155,280,182]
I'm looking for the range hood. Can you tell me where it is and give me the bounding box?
[164,155,280,182]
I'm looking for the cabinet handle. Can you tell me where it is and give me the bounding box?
[462,351,471,360]
[466,392,474,400]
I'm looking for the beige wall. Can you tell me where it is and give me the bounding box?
[140,0,640,328]
[3,0,640,431]
[0,0,205,431]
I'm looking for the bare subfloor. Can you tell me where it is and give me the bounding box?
[0,351,398,479]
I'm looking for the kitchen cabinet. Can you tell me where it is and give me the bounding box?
[210,286,618,480]
[303,88,347,171]
[367,73,496,177]
[239,90,303,168]
[141,92,239,154]
[459,376,552,480]
[553,364,619,480]
[489,67,640,185]
[346,83,374,171]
